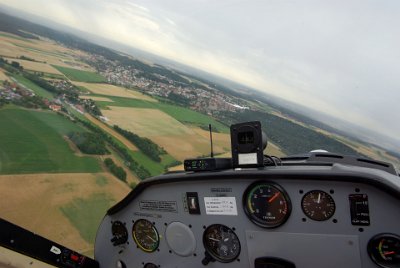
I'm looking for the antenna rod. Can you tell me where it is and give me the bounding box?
[209,124,214,158]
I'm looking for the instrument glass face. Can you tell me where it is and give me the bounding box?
[132,219,159,252]
[244,182,291,228]
[111,221,128,245]
[203,224,241,262]
[301,190,336,221]
[368,234,400,268]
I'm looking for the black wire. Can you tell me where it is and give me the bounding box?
[263,155,282,166]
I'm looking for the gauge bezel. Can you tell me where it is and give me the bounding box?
[301,190,336,221]
[202,224,241,263]
[243,181,292,228]
[367,233,400,268]
[132,219,160,253]
[111,221,128,245]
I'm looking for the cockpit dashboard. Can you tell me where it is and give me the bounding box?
[94,163,400,268]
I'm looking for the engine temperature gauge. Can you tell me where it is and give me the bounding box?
[368,234,400,268]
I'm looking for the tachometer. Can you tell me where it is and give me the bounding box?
[243,181,291,228]
[203,224,240,263]
[368,233,400,268]
[301,190,335,221]
[132,219,159,253]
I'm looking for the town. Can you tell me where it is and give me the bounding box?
[81,53,250,116]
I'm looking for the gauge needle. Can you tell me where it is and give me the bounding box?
[268,192,280,203]
[147,235,156,243]
[383,251,395,256]
[317,193,321,204]
[209,237,221,242]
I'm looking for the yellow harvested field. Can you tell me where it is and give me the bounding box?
[0,69,9,81]
[73,82,156,102]
[102,107,192,136]
[85,114,138,151]
[80,95,114,102]
[151,133,226,161]
[0,173,130,255]
[168,164,184,171]
[0,33,94,71]
[102,108,228,160]
[192,127,231,151]
[265,141,286,157]
[4,58,63,74]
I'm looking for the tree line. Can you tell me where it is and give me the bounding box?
[113,125,166,162]
[104,158,127,182]
[73,116,151,179]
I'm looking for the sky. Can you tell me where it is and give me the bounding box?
[1,0,400,143]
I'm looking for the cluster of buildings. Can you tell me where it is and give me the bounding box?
[0,80,34,101]
[0,78,61,111]
[81,54,250,115]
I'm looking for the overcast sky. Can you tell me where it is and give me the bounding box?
[1,0,400,142]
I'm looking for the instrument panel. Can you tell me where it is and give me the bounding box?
[94,166,400,268]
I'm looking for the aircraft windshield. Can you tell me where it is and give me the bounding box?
[0,0,399,257]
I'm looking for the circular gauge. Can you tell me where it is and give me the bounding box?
[243,181,291,228]
[132,219,159,252]
[301,190,335,221]
[203,224,241,263]
[111,221,128,246]
[368,233,400,268]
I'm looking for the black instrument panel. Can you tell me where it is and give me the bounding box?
[94,166,400,268]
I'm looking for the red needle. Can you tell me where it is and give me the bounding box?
[383,251,395,256]
[268,192,280,203]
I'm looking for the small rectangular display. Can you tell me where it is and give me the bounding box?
[349,194,370,226]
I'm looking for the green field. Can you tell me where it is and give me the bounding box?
[0,106,101,173]
[96,95,229,133]
[11,73,54,99]
[131,151,165,176]
[53,65,106,83]
[60,193,114,243]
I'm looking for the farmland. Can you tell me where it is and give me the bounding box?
[0,172,130,256]
[101,106,229,161]
[0,69,9,81]
[74,82,156,101]
[10,73,54,99]
[4,57,63,74]
[53,65,106,83]
[96,96,229,133]
[0,106,101,174]
[84,113,138,151]
[0,32,93,70]
[80,95,114,102]
[102,107,192,136]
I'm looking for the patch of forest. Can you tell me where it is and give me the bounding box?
[68,132,109,155]
[218,110,364,156]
